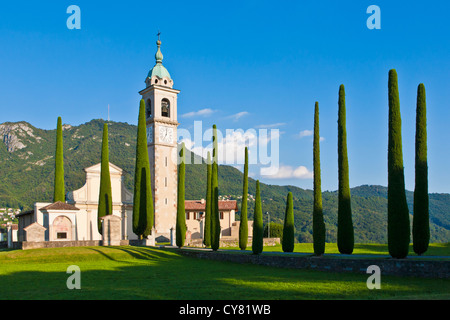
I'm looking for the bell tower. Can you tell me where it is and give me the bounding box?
[139,35,180,240]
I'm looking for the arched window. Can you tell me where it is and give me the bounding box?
[146,99,152,118]
[53,216,72,241]
[161,98,170,117]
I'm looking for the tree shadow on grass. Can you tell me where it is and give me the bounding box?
[1,246,448,300]
[86,246,178,263]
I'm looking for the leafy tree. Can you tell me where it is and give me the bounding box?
[133,99,154,239]
[413,83,429,255]
[263,222,283,239]
[239,147,249,250]
[313,101,326,256]
[252,180,263,255]
[337,84,354,254]
[53,117,65,203]
[203,152,212,247]
[97,123,113,234]
[176,143,186,248]
[282,192,295,252]
[211,125,220,251]
[387,69,410,259]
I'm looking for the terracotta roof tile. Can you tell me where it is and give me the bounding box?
[40,201,79,211]
[184,200,238,211]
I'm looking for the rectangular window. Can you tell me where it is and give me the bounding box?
[57,232,67,239]
[220,212,224,220]
[165,198,168,205]
[165,177,168,187]
[165,157,168,167]
[186,212,190,220]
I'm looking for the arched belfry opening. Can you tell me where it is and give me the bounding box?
[161,98,170,117]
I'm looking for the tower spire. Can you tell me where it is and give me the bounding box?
[155,31,163,64]
[145,30,172,87]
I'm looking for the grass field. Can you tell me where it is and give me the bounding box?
[1,245,449,300]
[219,243,450,258]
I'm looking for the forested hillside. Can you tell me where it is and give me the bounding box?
[1,119,449,243]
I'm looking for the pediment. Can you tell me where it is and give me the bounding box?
[84,162,124,175]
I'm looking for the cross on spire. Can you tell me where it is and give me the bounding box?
[157,30,161,41]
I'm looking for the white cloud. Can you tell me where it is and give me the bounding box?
[261,165,313,180]
[227,111,249,122]
[297,130,313,139]
[181,108,215,118]
[232,165,243,172]
[296,129,325,142]
[255,122,286,129]
[180,128,280,166]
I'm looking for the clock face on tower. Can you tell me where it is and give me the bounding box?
[159,125,174,144]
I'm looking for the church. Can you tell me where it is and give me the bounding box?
[15,37,248,248]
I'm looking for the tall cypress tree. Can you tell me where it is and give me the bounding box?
[387,69,410,259]
[97,123,113,234]
[53,117,65,203]
[337,84,354,254]
[133,99,154,239]
[413,83,429,255]
[211,125,220,251]
[282,192,294,253]
[313,101,326,256]
[203,152,212,247]
[239,147,249,250]
[176,143,186,248]
[252,180,263,255]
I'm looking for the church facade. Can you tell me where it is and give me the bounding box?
[18,162,133,242]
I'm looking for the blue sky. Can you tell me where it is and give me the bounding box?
[1,1,449,193]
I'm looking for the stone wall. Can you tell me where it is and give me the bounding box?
[177,249,450,279]
[17,240,129,250]
[101,215,122,246]
[24,223,46,242]
[187,237,280,248]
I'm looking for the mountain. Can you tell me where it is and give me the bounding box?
[1,119,449,243]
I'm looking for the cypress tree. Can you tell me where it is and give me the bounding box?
[387,69,410,259]
[413,83,429,255]
[282,192,295,253]
[337,84,354,254]
[203,152,212,247]
[252,180,263,255]
[313,101,326,256]
[97,123,113,234]
[133,99,154,239]
[176,143,186,248]
[211,125,220,251]
[239,147,249,250]
[53,117,65,202]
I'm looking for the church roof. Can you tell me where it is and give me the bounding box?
[40,201,79,211]
[184,200,238,211]
[16,210,34,217]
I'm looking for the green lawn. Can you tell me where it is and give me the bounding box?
[219,243,450,258]
[0,245,449,300]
